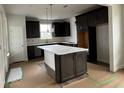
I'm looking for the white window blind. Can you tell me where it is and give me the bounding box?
[40,24,52,39]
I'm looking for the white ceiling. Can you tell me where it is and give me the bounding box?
[4,4,98,20]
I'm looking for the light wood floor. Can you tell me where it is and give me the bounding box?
[6,59,124,88]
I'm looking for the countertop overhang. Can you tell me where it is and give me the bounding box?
[37,45,88,55]
[27,42,77,46]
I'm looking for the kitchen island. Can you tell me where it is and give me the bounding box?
[37,45,88,83]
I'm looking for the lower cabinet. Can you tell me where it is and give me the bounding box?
[27,46,35,60]
[55,51,87,83]
[27,46,44,60]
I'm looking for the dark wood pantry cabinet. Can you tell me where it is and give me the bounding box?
[75,6,108,62]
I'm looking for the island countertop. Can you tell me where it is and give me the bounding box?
[37,45,88,55]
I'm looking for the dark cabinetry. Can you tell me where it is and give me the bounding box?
[53,22,70,37]
[76,6,108,32]
[26,21,40,38]
[55,51,87,83]
[76,15,88,32]
[76,6,108,62]
[87,27,97,62]
[75,52,87,76]
[66,22,71,36]
[27,46,35,59]
[96,7,108,24]
[87,11,97,26]
[27,46,44,60]
[60,54,75,81]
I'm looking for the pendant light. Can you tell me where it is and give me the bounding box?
[50,4,53,31]
[45,8,49,32]
[50,4,53,21]
[45,4,53,33]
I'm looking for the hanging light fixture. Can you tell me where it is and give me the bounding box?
[45,4,53,33]
[50,4,53,31]
[50,4,53,21]
[45,8,49,32]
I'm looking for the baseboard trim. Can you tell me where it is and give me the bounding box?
[118,65,124,70]
[97,59,109,64]
[9,59,28,65]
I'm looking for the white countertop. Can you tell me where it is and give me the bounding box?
[37,45,88,55]
[27,42,77,46]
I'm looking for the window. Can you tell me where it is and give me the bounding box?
[40,24,52,39]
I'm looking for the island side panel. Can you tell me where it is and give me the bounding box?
[60,53,76,82]
[55,54,76,83]
[55,54,62,83]
[44,50,55,71]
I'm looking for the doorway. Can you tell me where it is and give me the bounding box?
[9,26,26,63]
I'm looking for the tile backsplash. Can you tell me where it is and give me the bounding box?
[27,37,70,46]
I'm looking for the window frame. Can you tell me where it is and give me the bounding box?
[40,23,52,40]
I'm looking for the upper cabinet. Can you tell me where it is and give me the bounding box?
[96,7,108,24]
[76,14,88,32]
[76,6,108,32]
[87,10,97,26]
[53,22,70,37]
[26,21,40,38]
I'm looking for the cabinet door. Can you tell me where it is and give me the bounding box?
[26,21,40,38]
[81,14,87,26]
[96,7,108,24]
[60,54,75,82]
[54,23,64,37]
[33,21,40,38]
[75,23,82,32]
[76,14,88,32]
[27,46,35,60]
[75,52,87,76]
[54,22,70,37]
[26,21,32,38]
[65,22,70,36]
[87,11,97,26]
